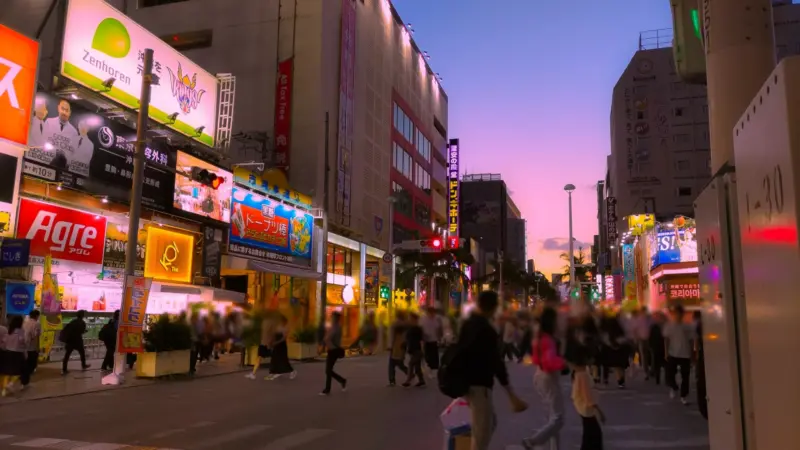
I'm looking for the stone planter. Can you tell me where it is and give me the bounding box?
[135,350,191,378]
[244,345,270,367]
[288,342,317,360]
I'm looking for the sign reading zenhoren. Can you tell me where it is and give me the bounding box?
[448,139,460,236]
[60,0,218,147]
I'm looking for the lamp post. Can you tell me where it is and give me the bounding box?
[564,184,576,296]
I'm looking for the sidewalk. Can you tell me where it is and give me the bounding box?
[0,353,247,405]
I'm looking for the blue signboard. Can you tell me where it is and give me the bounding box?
[651,230,688,268]
[229,186,314,268]
[622,244,635,283]
[0,239,30,268]
[5,282,35,316]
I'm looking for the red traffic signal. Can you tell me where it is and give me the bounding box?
[191,167,224,190]
[419,238,442,253]
[432,238,441,248]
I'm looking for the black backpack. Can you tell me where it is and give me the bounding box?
[438,342,470,399]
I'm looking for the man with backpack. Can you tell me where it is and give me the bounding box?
[439,291,527,450]
[99,310,119,372]
[60,310,91,375]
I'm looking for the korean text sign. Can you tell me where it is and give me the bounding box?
[229,186,314,268]
[0,24,39,147]
[26,92,177,210]
[16,198,108,267]
[60,0,218,147]
[118,275,152,353]
[448,140,460,235]
[144,227,195,283]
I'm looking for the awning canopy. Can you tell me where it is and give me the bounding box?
[223,255,322,280]
[152,281,247,304]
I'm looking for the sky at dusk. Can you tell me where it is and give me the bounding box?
[392,0,673,279]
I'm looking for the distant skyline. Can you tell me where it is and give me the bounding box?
[392,0,673,278]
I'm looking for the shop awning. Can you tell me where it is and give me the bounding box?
[153,281,247,304]
[223,255,322,280]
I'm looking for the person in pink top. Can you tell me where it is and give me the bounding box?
[523,307,566,450]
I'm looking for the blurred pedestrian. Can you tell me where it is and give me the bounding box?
[1,315,27,397]
[693,311,707,418]
[60,310,90,375]
[664,305,694,404]
[21,310,41,387]
[266,315,296,381]
[99,310,119,372]
[402,312,425,387]
[420,307,442,377]
[387,311,408,387]
[320,311,347,395]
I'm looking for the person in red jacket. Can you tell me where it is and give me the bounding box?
[523,307,566,449]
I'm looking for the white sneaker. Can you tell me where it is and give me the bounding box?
[681,397,689,405]
[670,390,676,400]
[290,371,297,380]
[245,373,256,380]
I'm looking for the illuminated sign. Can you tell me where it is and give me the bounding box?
[0,143,23,237]
[144,227,195,283]
[233,167,312,208]
[60,0,218,147]
[448,139,460,235]
[0,24,39,147]
[650,228,698,269]
[622,244,635,283]
[628,214,655,236]
[669,282,700,300]
[606,197,617,242]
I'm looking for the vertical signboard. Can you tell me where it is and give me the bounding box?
[202,225,221,287]
[448,139,460,236]
[273,58,293,174]
[606,197,618,243]
[622,243,636,300]
[336,0,356,226]
[117,275,152,353]
[0,24,39,147]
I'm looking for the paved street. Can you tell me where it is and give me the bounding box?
[0,356,708,450]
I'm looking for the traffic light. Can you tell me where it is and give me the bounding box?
[419,238,442,253]
[670,0,706,84]
[379,285,390,300]
[591,286,601,302]
[191,167,225,189]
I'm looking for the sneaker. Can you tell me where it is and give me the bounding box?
[245,373,256,380]
[670,390,677,400]
[415,381,426,388]
[319,391,330,396]
[341,380,348,392]
[387,382,396,387]
[681,397,690,405]
[401,382,411,388]
[289,371,297,380]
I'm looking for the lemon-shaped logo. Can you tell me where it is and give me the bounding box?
[91,18,130,58]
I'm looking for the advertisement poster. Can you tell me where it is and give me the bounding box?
[174,151,232,223]
[650,228,698,269]
[622,244,635,284]
[0,24,39,147]
[0,144,23,237]
[25,92,177,210]
[448,139,460,235]
[335,0,356,225]
[16,198,108,270]
[118,275,152,353]
[229,186,314,268]
[5,281,35,316]
[273,58,293,173]
[103,222,146,280]
[202,226,221,286]
[60,0,218,147]
[144,227,195,283]
[1,238,30,267]
[365,261,379,305]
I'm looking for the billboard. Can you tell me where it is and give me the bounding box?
[273,58,293,173]
[650,228,698,269]
[173,151,232,223]
[229,186,314,268]
[0,143,24,237]
[25,92,177,210]
[448,139,460,236]
[622,243,635,283]
[16,198,108,269]
[0,24,39,147]
[628,214,655,236]
[103,221,147,281]
[60,0,218,147]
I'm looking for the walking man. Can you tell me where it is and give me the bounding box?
[60,310,91,375]
[321,312,347,395]
[21,310,41,388]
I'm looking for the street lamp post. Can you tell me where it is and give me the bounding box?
[564,184,576,291]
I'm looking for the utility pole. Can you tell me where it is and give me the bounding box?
[103,48,153,386]
[318,112,330,342]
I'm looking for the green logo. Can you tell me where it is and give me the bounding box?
[91,18,130,58]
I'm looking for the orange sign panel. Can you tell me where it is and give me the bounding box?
[0,25,39,146]
[144,227,195,283]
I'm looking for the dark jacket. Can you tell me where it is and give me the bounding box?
[648,323,665,357]
[459,314,509,389]
[61,318,87,346]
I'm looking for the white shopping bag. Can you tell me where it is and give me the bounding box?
[440,398,471,433]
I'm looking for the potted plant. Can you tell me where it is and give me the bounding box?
[136,314,193,378]
[288,324,318,360]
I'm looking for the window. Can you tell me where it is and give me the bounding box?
[414,202,430,227]
[327,245,353,276]
[393,142,413,180]
[412,162,431,192]
[636,111,645,120]
[676,160,690,171]
[393,102,417,145]
[392,182,413,217]
[415,129,431,162]
[140,0,189,7]
[673,133,691,144]
[674,107,685,117]
[678,187,693,197]
[162,29,213,51]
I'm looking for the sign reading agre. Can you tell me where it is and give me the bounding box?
[60,0,218,147]
[448,139,460,236]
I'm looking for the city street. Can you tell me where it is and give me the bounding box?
[0,356,709,450]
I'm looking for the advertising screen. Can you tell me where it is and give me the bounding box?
[25,92,177,210]
[60,0,218,147]
[0,24,39,147]
[0,143,23,237]
[174,151,232,223]
[650,228,698,269]
[229,186,314,268]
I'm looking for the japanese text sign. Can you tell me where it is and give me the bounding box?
[0,24,39,147]
[273,58,293,173]
[144,227,195,283]
[118,275,151,353]
[0,238,30,267]
[448,140,460,236]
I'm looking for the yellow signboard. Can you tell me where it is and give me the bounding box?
[233,167,312,208]
[144,227,195,283]
[628,214,655,236]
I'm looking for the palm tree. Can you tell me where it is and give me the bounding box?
[560,246,591,284]
[399,248,475,308]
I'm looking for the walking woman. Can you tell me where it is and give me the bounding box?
[320,312,347,395]
[522,307,566,450]
[266,315,296,380]
[1,316,27,397]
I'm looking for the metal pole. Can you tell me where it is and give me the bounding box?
[318,112,330,342]
[498,250,504,310]
[104,48,153,386]
[568,191,576,286]
[388,198,395,320]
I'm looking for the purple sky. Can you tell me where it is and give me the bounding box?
[393,0,672,278]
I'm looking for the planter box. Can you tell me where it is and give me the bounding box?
[244,345,270,367]
[288,342,317,360]
[135,350,191,378]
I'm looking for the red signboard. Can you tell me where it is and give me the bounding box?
[231,202,290,248]
[273,58,293,175]
[16,198,107,265]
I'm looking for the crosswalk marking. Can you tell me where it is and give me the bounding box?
[73,444,129,450]
[192,425,271,449]
[262,429,334,450]
[150,429,186,439]
[14,438,68,447]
